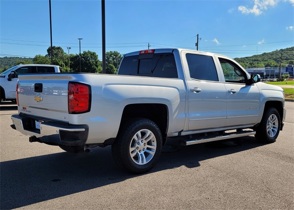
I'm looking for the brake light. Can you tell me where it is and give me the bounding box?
[68,82,91,114]
[139,49,155,54]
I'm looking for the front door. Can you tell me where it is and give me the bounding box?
[219,58,260,126]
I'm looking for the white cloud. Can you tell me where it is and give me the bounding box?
[286,0,294,6]
[238,0,279,15]
[258,39,265,45]
[286,25,294,31]
[213,38,220,45]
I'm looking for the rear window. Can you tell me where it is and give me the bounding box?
[119,53,178,78]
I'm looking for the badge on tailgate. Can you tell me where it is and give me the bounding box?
[34,95,43,102]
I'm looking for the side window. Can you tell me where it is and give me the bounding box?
[186,54,218,81]
[16,66,36,76]
[37,67,55,73]
[219,58,246,83]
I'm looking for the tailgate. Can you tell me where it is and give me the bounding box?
[17,74,74,121]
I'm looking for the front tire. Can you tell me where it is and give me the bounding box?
[112,119,163,174]
[255,107,281,143]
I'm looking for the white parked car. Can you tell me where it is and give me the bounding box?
[0,64,61,102]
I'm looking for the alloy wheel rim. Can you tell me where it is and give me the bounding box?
[129,129,157,165]
[266,114,279,138]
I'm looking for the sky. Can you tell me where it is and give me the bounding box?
[0,0,293,59]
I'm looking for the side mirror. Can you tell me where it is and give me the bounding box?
[8,71,17,81]
[246,74,261,85]
[253,74,261,83]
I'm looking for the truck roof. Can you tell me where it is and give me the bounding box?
[16,64,60,67]
[123,48,232,60]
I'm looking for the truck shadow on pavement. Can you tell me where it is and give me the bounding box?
[0,103,17,111]
[0,136,262,209]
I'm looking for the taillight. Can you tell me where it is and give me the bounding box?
[16,82,19,105]
[68,82,91,114]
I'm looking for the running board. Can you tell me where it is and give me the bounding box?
[185,130,256,146]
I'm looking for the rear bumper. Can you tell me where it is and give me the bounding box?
[11,114,88,146]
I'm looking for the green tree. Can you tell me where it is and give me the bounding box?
[70,51,100,73]
[46,46,66,68]
[264,60,277,67]
[105,51,122,74]
[33,55,50,64]
[106,63,116,74]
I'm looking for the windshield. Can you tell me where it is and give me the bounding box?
[0,65,19,76]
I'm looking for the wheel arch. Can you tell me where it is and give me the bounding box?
[263,100,284,128]
[119,103,169,144]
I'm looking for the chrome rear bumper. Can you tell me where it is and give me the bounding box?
[11,114,88,146]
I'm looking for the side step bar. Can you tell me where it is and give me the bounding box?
[185,130,256,146]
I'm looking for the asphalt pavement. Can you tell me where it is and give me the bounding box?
[0,102,293,209]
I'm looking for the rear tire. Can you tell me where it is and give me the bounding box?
[59,145,85,153]
[255,107,281,143]
[112,118,163,174]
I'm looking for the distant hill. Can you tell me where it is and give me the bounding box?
[235,46,294,69]
[0,57,33,72]
[1,46,293,72]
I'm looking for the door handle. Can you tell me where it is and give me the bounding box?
[229,89,237,94]
[190,87,202,93]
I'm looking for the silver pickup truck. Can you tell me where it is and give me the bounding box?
[11,48,285,173]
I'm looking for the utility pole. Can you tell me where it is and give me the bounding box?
[102,0,106,73]
[78,38,83,72]
[49,0,53,64]
[148,43,151,49]
[195,34,200,50]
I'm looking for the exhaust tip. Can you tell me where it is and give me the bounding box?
[29,136,38,143]
[10,124,16,130]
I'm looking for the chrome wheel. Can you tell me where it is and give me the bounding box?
[266,114,279,138]
[112,118,162,173]
[129,129,157,165]
[255,107,281,143]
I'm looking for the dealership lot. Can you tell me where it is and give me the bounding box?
[1,102,293,209]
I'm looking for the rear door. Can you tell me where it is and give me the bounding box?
[185,53,227,130]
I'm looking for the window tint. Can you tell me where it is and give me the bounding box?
[119,56,138,75]
[37,66,55,73]
[186,54,218,81]
[219,58,246,83]
[119,53,178,78]
[16,67,36,75]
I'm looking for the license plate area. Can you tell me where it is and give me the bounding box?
[35,120,41,130]
[22,118,41,134]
